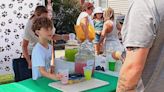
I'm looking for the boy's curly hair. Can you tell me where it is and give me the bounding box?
[32,16,53,36]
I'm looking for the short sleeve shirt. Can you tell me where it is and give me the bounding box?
[22,20,38,55]
[32,43,52,80]
[76,12,94,27]
[122,0,164,92]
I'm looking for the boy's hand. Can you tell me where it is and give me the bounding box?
[51,73,63,80]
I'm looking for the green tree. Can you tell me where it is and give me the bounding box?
[52,0,81,34]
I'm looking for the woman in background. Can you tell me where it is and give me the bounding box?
[76,2,94,42]
[99,7,124,54]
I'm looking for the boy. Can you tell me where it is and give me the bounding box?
[31,16,62,80]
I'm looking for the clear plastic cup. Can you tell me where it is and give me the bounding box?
[83,66,92,80]
[58,69,69,84]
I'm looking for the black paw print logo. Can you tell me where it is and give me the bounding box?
[8,19,13,24]
[13,10,17,14]
[23,14,29,19]
[4,56,10,62]
[29,3,33,8]
[5,45,11,51]
[5,66,10,71]
[17,12,22,19]
[18,0,24,3]
[0,60,3,64]
[2,11,7,17]
[4,29,11,35]
[18,23,25,29]
[37,3,42,6]
[9,4,13,8]
[11,42,14,45]
[15,49,21,54]
[12,0,15,2]
[5,38,9,43]
[0,47,5,52]
[0,4,5,9]
[1,22,5,26]
[15,34,19,39]
[14,29,17,33]
[18,6,23,10]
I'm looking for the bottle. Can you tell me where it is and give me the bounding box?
[65,33,79,62]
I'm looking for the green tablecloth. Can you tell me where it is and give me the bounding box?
[0,72,118,92]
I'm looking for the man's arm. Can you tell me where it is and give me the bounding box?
[117,47,150,92]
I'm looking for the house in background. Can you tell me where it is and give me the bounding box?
[85,0,129,15]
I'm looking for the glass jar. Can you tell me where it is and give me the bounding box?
[65,33,79,62]
[75,40,95,75]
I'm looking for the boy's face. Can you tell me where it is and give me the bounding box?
[36,27,53,40]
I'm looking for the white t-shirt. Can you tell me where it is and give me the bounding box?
[23,20,38,55]
[32,43,52,80]
[76,12,94,27]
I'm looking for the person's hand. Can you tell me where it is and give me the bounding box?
[96,31,101,35]
[62,34,69,41]
[98,41,103,47]
[51,73,63,80]
[27,60,32,69]
[52,34,60,42]
[112,51,121,60]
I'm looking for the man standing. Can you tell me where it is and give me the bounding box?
[117,0,164,92]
